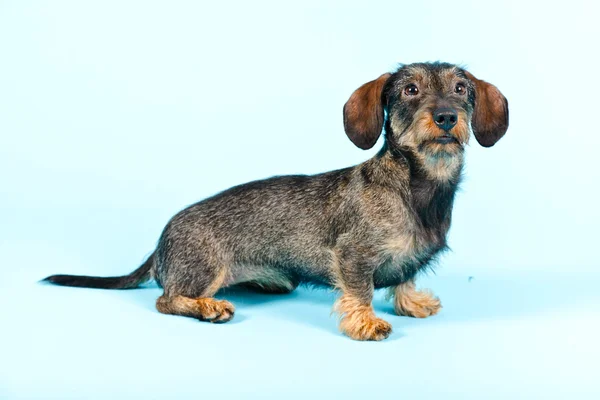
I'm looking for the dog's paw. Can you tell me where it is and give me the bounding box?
[394,288,441,318]
[197,299,236,323]
[340,313,392,341]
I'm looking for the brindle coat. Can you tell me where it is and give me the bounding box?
[44,62,509,341]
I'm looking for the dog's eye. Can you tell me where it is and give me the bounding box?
[404,84,419,96]
[455,83,466,95]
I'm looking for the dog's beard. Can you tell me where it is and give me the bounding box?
[390,113,467,181]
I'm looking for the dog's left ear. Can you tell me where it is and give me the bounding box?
[465,71,509,147]
[343,73,392,150]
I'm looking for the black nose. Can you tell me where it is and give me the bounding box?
[433,108,458,131]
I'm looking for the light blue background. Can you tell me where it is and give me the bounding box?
[1,0,599,398]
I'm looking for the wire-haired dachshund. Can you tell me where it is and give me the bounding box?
[44,61,509,341]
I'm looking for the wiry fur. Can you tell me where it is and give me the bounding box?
[43,62,509,341]
[388,280,442,318]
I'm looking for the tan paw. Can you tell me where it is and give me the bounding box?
[197,298,236,323]
[339,311,392,341]
[394,284,441,318]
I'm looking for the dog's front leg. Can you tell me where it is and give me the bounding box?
[391,280,441,318]
[333,251,392,341]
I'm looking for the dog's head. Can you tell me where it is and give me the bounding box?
[343,62,509,159]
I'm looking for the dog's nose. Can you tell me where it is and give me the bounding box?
[433,108,458,131]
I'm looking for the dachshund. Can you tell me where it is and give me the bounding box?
[44,61,509,341]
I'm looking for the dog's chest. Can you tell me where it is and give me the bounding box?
[373,237,440,288]
[373,222,449,288]
[359,164,457,288]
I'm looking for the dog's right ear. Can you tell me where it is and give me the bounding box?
[343,73,391,150]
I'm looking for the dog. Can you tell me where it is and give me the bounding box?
[44,61,509,341]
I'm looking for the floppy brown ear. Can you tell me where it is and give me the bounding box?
[343,73,391,149]
[465,71,509,147]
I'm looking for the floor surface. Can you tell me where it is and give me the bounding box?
[2,240,598,399]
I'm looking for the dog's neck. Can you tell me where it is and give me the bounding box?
[376,141,463,230]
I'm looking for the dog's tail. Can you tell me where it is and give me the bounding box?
[42,252,155,290]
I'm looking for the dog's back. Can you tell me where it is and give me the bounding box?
[155,168,352,292]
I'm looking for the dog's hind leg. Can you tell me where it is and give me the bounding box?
[155,248,235,323]
[156,294,235,323]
